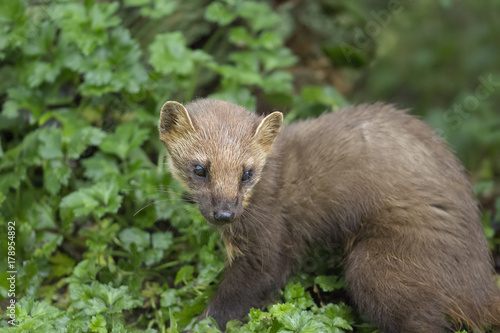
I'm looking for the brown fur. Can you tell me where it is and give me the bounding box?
[159,99,500,332]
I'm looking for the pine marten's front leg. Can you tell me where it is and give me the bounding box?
[204,244,291,331]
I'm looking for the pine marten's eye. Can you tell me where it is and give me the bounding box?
[242,170,253,182]
[194,165,207,178]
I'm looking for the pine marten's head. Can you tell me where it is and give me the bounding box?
[158,99,283,226]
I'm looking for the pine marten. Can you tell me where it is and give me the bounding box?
[158,99,500,332]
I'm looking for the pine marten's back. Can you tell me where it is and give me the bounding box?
[272,103,479,241]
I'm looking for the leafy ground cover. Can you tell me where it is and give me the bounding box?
[0,0,499,332]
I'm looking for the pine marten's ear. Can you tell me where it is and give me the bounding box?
[159,101,195,142]
[254,111,283,151]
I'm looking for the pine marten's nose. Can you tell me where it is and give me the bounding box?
[213,210,235,224]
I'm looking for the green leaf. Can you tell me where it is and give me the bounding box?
[87,298,108,316]
[0,165,27,191]
[89,314,107,333]
[89,2,121,31]
[260,48,297,71]
[67,127,107,159]
[300,315,329,333]
[205,2,237,26]
[60,189,98,219]
[60,181,123,222]
[62,27,147,95]
[70,284,107,316]
[161,289,177,307]
[50,3,105,55]
[2,99,19,118]
[71,282,142,316]
[34,234,63,259]
[82,152,121,181]
[194,317,222,333]
[269,303,294,318]
[26,200,57,229]
[152,231,173,250]
[31,300,63,318]
[284,283,315,309]
[68,259,99,284]
[38,127,63,159]
[277,309,301,330]
[237,2,280,31]
[5,86,43,122]
[321,303,354,325]
[169,308,179,333]
[330,316,352,330]
[149,32,212,76]
[100,122,149,160]
[22,21,56,57]
[230,52,259,71]
[301,85,349,110]
[93,182,123,212]
[94,282,142,313]
[314,275,345,292]
[229,27,253,47]
[197,246,225,285]
[214,64,262,86]
[13,297,72,332]
[262,71,293,93]
[257,31,282,49]
[44,159,71,195]
[119,227,151,252]
[49,251,76,278]
[140,0,177,19]
[26,61,61,88]
[175,265,194,286]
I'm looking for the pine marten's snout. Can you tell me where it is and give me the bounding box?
[213,211,234,223]
[212,198,238,225]
[204,195,242,226]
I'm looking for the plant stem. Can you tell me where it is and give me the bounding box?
[154,260,179,271]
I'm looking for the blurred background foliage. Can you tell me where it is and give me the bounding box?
[0,0,498,332]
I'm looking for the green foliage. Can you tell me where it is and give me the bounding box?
[0,0,314,331]
[0,0,498,332]
[195,286,355,333]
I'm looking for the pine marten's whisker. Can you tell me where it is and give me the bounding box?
[133,197,194,217]
[134,200,170,216]
[120,187,185,197]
